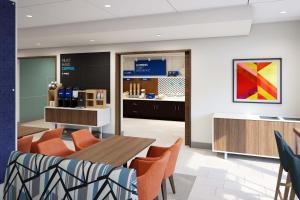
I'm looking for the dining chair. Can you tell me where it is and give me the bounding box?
[37,138,75,157]
[136,138,182,200]
[17,135,33,153]
[129,151,171,200]
[71,129,101,151]
[30,128,64,153]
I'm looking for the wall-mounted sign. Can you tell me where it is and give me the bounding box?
[134,59,166,76]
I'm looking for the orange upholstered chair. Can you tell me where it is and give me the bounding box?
[138,138,183,199]
[130,151,171,200]
[17,135,33,153]
[71,129,101,151]
[30,128,64,153]
[36,138,75,157]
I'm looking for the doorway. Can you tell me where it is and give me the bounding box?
[18,57,56,123]
[115,50,191,146]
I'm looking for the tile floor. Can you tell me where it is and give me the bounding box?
[3,118,291,200]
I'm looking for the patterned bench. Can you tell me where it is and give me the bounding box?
[3,151,137,200]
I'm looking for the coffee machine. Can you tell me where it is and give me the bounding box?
[58,88,65,107]
[71,87,79,107]
[64,87,73,107]
[77,91,86,107]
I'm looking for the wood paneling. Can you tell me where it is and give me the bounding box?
[115,53,121,135]
[283,123,300,152]
[68,136,155,167]
[258,121,283,157]
[45,108,97,126]
[185,50,191,146]
[123,78,158,94]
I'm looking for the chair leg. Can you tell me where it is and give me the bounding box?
[154,196,159,200]
[169,175,176,194]
[289,189,295,200]
[161,179,167,200]
[275,164,283,200]
[283,173,291,200]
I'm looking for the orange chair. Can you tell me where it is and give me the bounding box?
[17,135,33,153]
[130,151,171,200]
[36,138,75,157]
[30,128,64,153]
[71,129,101,151]
[137,138,183,199]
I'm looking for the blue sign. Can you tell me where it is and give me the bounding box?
[134,59,166,76]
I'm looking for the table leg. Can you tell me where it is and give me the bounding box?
[123,162,128,168]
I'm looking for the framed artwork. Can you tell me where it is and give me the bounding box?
[233,58,282,104]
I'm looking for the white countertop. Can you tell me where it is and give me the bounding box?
[123,96,185,102]
[45,106,110,111]
[213,113,300,123]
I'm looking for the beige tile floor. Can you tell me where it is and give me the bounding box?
[1,118,292,200]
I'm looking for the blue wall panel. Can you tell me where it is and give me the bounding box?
[0,0,16,183]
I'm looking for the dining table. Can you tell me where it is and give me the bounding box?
[68,135,156,167]
[17,125,49,139]
[294,128,300,154]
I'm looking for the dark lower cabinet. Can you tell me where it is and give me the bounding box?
[123,100,185,121]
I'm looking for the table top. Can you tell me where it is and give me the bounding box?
[68,135,156,167]
[294,128,300,138]
[18,126,49,138]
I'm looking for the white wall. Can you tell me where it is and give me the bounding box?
[18,21,300,144]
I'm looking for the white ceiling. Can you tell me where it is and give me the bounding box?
[17,0,300,28]
[16,0,300,49]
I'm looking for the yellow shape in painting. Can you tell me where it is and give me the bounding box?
[258,62,278,87]
[258,86,276,100]
[247,92,258,100]
[244,62,257,72]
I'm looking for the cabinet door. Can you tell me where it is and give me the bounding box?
[283,122,300,153]
[175,102,185,121]
[258,121,283,157]
[214,118,258,154]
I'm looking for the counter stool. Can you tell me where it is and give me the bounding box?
[274,131,292,200]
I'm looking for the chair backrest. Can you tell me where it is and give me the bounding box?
[36,138,73,157]
[282,140,300,198]
[3,151,137,200]
[71,129,99,151]
[17,135,33,153]
[165,138,183,178]
[30,128,64,153]
[274,131,290,171]
[137,151,171,200]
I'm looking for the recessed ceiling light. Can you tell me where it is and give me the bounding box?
[104,4,111,8]
[156,34,161,37]
[36,43,41,46]
[26,14,33,18]
[89,39,95,42]
[280,11,287,14]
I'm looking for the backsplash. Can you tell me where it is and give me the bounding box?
[158,77,185,96]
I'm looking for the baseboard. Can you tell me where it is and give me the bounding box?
[191,142,212,149]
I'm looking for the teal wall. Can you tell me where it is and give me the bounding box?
[20,57,56,122]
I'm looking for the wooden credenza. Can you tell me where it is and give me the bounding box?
[44,107,111,136]
[213,114,300,158]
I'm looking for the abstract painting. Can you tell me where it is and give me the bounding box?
[233,58,282,104]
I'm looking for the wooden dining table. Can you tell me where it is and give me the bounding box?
[294,128,300,154]
[18,126,49,139]
[68,135,156,167]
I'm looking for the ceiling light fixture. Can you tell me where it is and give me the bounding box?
[89,39,95,42]
[156,34,161,37]
[26,14,33,18]
[280,11,287,14]
[36,43,41,46]
[104,4,111,8]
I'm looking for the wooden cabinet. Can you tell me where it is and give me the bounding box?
[214,117,300,158]
[123,100,185,121]
[214,119,258,155]
[258,121,283,157]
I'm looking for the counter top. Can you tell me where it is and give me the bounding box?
[213,113,300,123]
[123,96,185,102]
[45,106,110,111]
